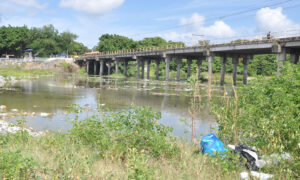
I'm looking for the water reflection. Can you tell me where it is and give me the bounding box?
[0,76,232,139]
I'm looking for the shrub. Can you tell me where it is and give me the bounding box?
[69,106,179,159]
[213,64,300,157]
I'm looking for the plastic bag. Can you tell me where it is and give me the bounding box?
[200,133,227,156]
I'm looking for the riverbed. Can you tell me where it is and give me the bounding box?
[0,76,233,139]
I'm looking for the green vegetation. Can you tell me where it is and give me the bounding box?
[0,65,52,78]
[0,25,88,57]
[0,106,242,179]
[96,34,184,53]
[212,63,300,178]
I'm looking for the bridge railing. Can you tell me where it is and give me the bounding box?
[77,30,300,59]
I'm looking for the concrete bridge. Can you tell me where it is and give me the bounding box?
[75,37,300,85]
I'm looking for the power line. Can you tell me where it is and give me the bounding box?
[130,0,295,37]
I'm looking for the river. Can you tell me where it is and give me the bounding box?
[0,76,234,139]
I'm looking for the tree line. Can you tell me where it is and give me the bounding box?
[0,25,88,57]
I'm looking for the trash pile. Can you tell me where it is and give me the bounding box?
[200,134,293,180]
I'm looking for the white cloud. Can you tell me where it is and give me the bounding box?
[8,0,47,9]
[60,0,125,14]
[256,7,300,32]
[179,13,235,38]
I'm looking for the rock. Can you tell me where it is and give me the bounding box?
[0,120,45,137]
[40,112,50,117]
[0,105,7,111]
[11,109,19,112]
[250,171,273,180]
[240,172,249,180]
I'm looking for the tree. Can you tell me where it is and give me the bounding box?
[97,34,137,52]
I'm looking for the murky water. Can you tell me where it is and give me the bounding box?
[0,76,233,139]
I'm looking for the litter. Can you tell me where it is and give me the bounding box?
[200,133,227,156]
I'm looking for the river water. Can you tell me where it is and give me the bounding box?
[0,76,233,139]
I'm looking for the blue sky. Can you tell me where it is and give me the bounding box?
[1,0,300,48]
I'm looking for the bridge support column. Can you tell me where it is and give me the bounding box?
[176,57,182,81]
[86,61,90,75]
[187,58,192,78]
[107,61,111,75]
[115,60,119,74]
[155,59,160,80]
[99,60,104,76]
[243,56,250,85]
[165,56,171,81]
[290,53,299,64]
[220,55,227,86]
[94,61,97,75]
[208,55,214,84]
[197,58,202,80]
[147,59,151,80]
[276,47,286,77]
[123,60,128,76]
[141,60,145,79]
[232,56,239,86]
[136,59,140,79]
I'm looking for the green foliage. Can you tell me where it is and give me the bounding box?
[213,63,300,158]
[0,25,89,57]
[97,34,137,52]
[0,65,52,78]
[0,150,38,179]
[69,106,179,159]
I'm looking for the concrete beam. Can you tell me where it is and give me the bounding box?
[197,58,203,80]
[232,56,239,86]
[220,55,227,86]
[187,58,192,78]
[115,60,119,74]
[165,56,171,81]
[107,61,111,75]
[276,47,286,77]
[155,59,160,80]
[147,59,151,80]
[208,54,214,85]
[243,56,250,85]
[176,57,182,81]
[94,61,97,75]
[123,60,128,76]
[290,54,299,64]
[99,60,104,76]
[86,61,90,75]
[141,60,145,79]
[136,58,140,79]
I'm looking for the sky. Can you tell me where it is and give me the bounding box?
[0,0,300,48]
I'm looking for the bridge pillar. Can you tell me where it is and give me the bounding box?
[123,60,128,76]
[107,61,111,75]
[197,58,203,80]
[99,60,104,76]
[176,57,182,81]
[115,60,119,74]
[147,59,151,79]
[141,60,145,79]
[86,60,90,75]
[208,54,214,84]
[276,47,286,77]
[155,59,160,80]
[165,56,171,81]
[94,60,97,75]
[187,58,192,78]
[243,56,251,85]
[136,58,140,79]
[220,55,227,86]
[232,56,239,86]
[290,53,299,64]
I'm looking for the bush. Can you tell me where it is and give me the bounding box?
[69,106,179,159]
[213,63,300,156]
[0,150,38,179]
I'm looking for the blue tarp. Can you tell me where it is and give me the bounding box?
[200,133,227,156]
